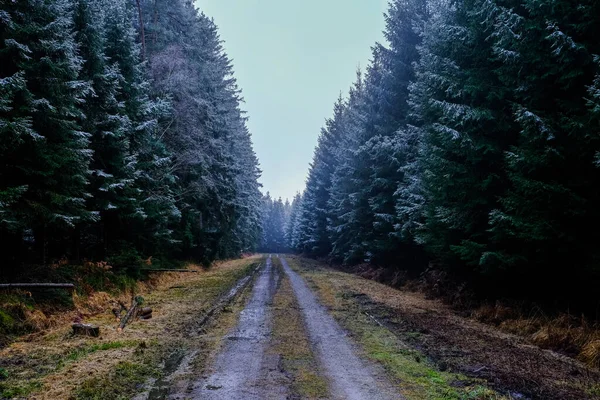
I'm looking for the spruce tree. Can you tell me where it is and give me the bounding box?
[328,71,367,263]
[0,0,92,264]
[73,0,136,259]
[102,0,178,257]
[486,0,600,299]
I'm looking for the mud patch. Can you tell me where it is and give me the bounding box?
[290,256,600,400]
[281,257,402,400]
[189,256,289,399]
[271,257,329,399]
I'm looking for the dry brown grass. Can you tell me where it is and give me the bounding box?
[0,256,263,399]
[474,303,600,369]
[287,255,600,400]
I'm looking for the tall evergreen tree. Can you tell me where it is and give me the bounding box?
[0,0,92,264]
[73,0,136,259]
[485,0,600,299]
[101,0,178,258]
[327,72,368,263]
[296,96,345,256]
[397,0,517,290]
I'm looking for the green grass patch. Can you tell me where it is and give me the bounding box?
[75,361,158,400]
[291,257,507,400]
[0,379,42,399]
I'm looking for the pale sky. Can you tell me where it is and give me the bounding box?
[197,0,388,201]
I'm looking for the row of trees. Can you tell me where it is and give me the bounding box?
[0,0,262,275]
[259,193,290,253]
[288,0,600,309]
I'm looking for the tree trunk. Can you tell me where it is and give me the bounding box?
[136,0,146,60]
[41,224,47,265]
[152,0,158,46]
[72,323,100,337]
[72,224,80,264]
[118,297,140,332]
[0,283,74,289]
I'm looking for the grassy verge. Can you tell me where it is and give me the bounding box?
[285,256,506,400]
[0,256,263,399]
[270,257,329,399]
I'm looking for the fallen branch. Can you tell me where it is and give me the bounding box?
[0,283,74,290]
[365,312,385,327]
[139,307,152,316]
[140,269,199,273]
[118,297,141,332]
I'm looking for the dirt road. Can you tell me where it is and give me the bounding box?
[5,254,595,399]
[280,257,400,400]
[186,256,401,399]
[189,256,288,399]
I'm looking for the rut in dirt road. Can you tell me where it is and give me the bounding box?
[280,257,402,400]
[189,256,288,399]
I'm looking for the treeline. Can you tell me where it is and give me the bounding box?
[0,0,262,276]
[288,0,600,310]
[259,193,290,253]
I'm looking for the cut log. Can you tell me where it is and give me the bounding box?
[140,269,198,273]
[72,323,100,337]
[118,298,139,332]
[139,307,152,316]
[0,283,74,290]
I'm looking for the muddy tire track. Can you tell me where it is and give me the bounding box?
[280,257,402,400]
[189,256,288,399]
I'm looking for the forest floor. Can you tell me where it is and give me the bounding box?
[0,256,263,399]
[288,256,600,400]
[1,254,599,399]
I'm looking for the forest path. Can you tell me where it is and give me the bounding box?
[280,256,401,400]
[188,256,289,399]
[183,255,402,399]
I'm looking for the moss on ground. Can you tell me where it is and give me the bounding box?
[271,257,329,399]
[286,256,506,400]
[75,361,157,400]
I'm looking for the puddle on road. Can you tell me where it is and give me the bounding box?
[147,350,186,400]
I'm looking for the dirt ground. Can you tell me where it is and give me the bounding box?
[3,254,598,400]
[184,256,288,399]
[0,256,263,400]
[280,257,400,400]
[288,256,600,400]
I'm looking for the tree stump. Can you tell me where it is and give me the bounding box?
[72,323,100,337]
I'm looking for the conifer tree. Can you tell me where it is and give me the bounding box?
[297,96,345,256]
[328,72,367,263]
[485,0,600,297]
[0,0,92,264]
[102,0,178,256]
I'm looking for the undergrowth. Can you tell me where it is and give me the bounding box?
[0,255,182,346]
[75,360,158,400]
[474,303,600,369]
